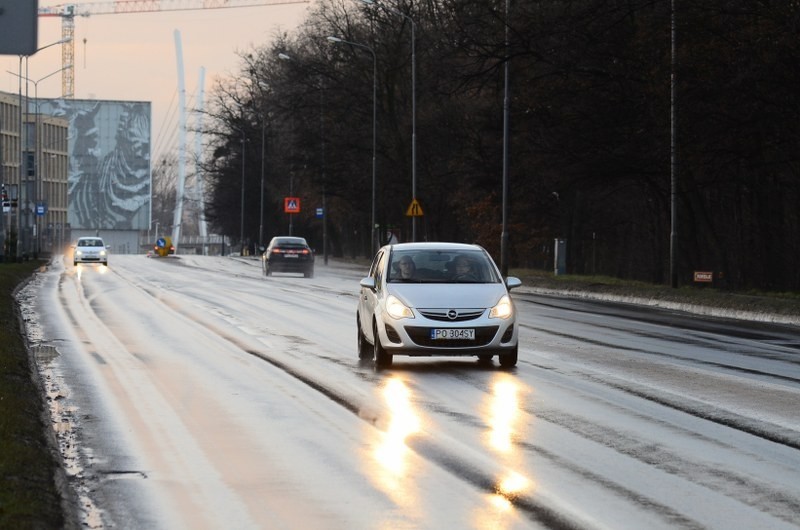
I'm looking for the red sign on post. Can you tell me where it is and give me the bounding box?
[693,271,713,283]
[284,197,301,213]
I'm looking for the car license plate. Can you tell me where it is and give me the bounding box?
[431,328,475,340]
[285,254,298,258]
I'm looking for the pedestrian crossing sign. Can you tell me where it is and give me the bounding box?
[284,197,301,213]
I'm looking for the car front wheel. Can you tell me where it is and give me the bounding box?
[357,315,372,360]
[498,346,518,368]
[373,321,393,369]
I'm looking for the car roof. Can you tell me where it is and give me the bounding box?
[77,237,104,242]
[271,236,308,244]
[381,242,484,253]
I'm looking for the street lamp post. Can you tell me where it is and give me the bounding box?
[253,81,270,250]
[500,0,511,277]
[15,38,70,260]
[288,114,294,237]
[259,120,266,248]
[669,0,678,288]
[278,53,330,264]
[17,55,23,260]
[327,36,378,255]
[240,130,246,255]
[361,0,416,241]
[320,84,328,265]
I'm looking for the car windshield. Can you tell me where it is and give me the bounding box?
[78,239,103,247]
[388,249,500,284]
[273,238,308,248]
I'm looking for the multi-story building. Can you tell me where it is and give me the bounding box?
[1,91,152,260]
[34,112,70,254]
[1,90,69,260]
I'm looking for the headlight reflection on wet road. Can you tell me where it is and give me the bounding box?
[488,379,520,453]
[497,470,530,498]
[368,377,423,518]
[482,376,532,523]
[75,264,109,281]
[374,377,421,476]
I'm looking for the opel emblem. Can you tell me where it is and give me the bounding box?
[447,309,458,320]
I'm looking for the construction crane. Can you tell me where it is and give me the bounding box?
[37,0,309,98]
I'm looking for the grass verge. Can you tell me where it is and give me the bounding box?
[512,269,800,320]
[0,260,65,530]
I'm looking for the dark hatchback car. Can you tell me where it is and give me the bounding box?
[262,236,315,277]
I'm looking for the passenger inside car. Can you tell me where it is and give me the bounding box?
[450,255,478,281]
[395,255,417,280]
[390,250,496,282]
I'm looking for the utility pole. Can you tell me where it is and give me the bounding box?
[669,0,678,288]
[0,115,4,262]
[0,116,8,263]
[500,0,511,277]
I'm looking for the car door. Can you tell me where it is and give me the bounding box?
[359,249,386,344]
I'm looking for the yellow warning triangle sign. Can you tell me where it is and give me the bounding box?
[406,198,424,217]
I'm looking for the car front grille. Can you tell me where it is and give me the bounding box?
[417,308,485,322]
[404,325,499,347]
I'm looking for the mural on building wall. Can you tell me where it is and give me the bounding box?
[39,99,151,231]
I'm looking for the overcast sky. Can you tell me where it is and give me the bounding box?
[1,0,312,159]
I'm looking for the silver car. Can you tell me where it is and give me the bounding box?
[357,242,522,369]
[73,236,109,266]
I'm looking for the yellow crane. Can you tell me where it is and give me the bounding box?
[37,0,309,98]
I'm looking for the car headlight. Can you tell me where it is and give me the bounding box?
[75,250,82,256]
[100,250,107,256]
[386,295,414,319]
[489,295,514,319]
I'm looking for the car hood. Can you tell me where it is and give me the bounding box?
[386,283,508,309]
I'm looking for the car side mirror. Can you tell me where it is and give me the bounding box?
[505,276,522,290]
[360,277,376,290]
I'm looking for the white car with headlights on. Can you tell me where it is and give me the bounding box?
[73,236,109,266]
[357,242,522,369]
